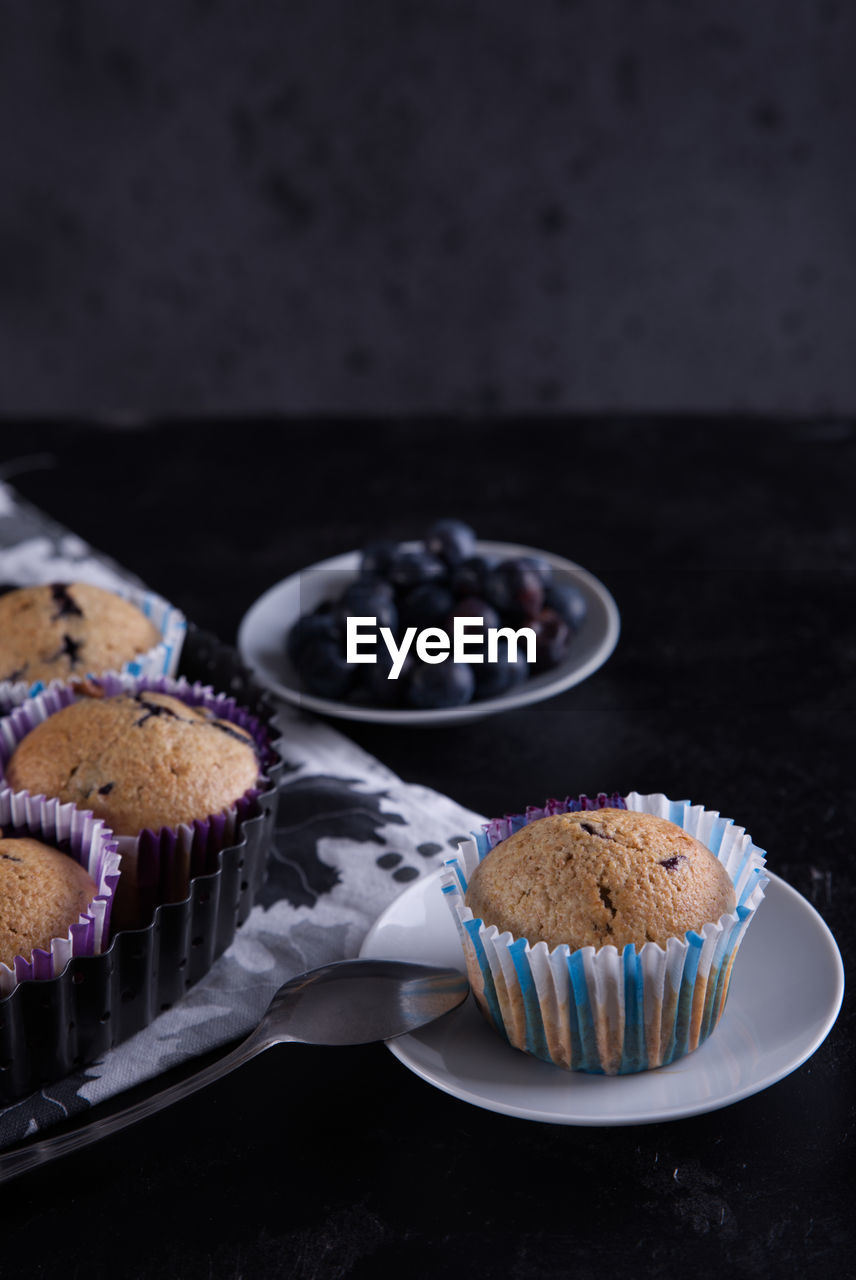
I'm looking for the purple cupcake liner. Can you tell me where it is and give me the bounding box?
[482,792,627,848]
[0,788,121,997]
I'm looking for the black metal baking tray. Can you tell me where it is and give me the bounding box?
[0,625,285,1103]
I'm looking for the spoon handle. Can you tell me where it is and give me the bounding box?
[0,1030,277,1185]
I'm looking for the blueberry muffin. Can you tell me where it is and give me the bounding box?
[4,690,260,837]
[0,835,99,970]
[444,793,767,1074]
[464,808,737,951]
[0,583,161,687]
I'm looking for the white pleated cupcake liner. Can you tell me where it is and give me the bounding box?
[442,791,768,1075]
[0,672,278,931]
[0,582,187,714]
[0,787,121,997]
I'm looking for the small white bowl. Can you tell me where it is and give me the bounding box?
[237,541,620,726]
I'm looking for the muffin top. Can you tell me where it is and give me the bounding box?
[0,836,98,969]
[464,808,737,951]
[0,583,161,686]
[4,691,260,837]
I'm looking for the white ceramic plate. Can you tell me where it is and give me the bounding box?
[360,868,844,1126]
[237,542,620,726]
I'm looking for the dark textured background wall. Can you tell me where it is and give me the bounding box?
[0,1,853,418]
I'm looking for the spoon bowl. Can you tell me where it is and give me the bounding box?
[259,958,470,1046]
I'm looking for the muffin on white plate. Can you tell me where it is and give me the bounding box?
[443,792,767,1074]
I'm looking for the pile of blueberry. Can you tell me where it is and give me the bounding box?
[286,519,588,710]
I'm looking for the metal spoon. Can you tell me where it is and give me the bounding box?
[0,958,469,1184]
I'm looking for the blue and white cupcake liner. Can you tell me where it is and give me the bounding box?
[442,791,769,1075]
[0,582,187,714]
[0,787,121,997]
[0,672,279,931]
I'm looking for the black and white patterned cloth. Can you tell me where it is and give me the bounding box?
[0,483,482,1148]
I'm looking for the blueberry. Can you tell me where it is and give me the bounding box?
[286,612,340,664]
[360,539,399,578]
[515,554,553,587]
[362,649,413,707]
[485,559,545,620]
[336,578,398,632]
[399,583,455,631]
[388,548,448,591]
[450,555,494,599]
[474,637,530,699]
[545,580,588,632]
[531,607,571,669]
[447,595,501,632]
[294,639,357,700]
[405,660,476,709]
[425,518,477,567]
[484,565,513,614]
[341,577,395,607]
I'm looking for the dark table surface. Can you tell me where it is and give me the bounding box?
[0,420,852,1279]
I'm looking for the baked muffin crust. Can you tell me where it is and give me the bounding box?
[5,691,259,837]
[0,836,98,968]
[0,583,161,685]
[464,808,736,951]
